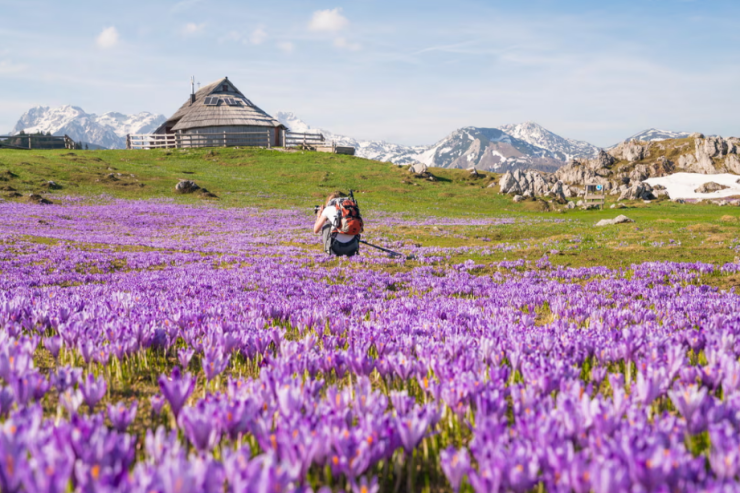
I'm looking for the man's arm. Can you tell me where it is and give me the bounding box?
[313,206,326,234]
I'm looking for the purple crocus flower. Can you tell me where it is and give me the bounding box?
[60,388,84,414]
[150,394,166,416]
[179,401,221,453]
[202,348,230,382]
[108,401,138,432]
[178,348,195,369]
[80,373,107,412]
[440,447,470,492]
[0,387,14,417]
[52,366,82,394]
[668,384,707,432]
[44,336,63,360]
[158,367,196,419]
[350,476,379,493]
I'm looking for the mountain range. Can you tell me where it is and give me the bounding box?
[10,105,696,173]
[12,106,165,149]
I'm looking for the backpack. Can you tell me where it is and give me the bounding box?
[331,198,364,235]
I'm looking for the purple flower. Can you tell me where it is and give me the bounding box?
[178,348,195,369]
[158,367,196,419]
[440,447,470,492]
[44,336,63,360]
[150,394,166,415]
[52,366,82,393]
[350,476,379,493]
[80,373,107,412]
[202,348,230,382]
[179,401,221,453]
[108,401,138,432]
[60,388,84,414]
[668,384,708,433]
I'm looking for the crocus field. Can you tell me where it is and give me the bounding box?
[2,199,740,493]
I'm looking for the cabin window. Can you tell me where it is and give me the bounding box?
[222,85,228,92]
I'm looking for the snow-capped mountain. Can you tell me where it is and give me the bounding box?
[277,112,584,172]
[413,127,565,172]
[11,106,166,149]
[618,128,692,145]
[496,122,599,161]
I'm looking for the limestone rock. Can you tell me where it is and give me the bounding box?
[513,194,524,203]
[694,182,730,194]
[618,182,655,201]
[410,162,428,175]
[567,201,575,209]
[595,215,634,227]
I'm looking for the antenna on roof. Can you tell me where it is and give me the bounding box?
[190,76,195,104]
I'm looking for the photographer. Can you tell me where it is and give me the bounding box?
[313,191,362,257]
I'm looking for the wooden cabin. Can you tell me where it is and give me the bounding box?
[151,77,286,147]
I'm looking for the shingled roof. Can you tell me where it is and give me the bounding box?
[163,77,284,132]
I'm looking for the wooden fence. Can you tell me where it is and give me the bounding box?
[126,130,355,155]
[127,131,273,150]
[0,134,75,150]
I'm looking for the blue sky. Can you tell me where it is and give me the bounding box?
[0,0,738,147]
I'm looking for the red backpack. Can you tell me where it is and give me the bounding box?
[331,198,364,235]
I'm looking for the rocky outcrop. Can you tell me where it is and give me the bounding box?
[499,169,567,203]
[618,182,655,201]
[554,135,739,201]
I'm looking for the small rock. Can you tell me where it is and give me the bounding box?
[175,180,200,194]
[694,182,729,194]
[27,193,53,205]
[610,204,616,209]
[576,200,584,207]
[567,201,576,209]
[595,215,634,227]
[513,195,524,203]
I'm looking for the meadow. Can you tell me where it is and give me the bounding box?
[1,147,740,492]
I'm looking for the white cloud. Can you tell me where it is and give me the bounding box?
[277,41,294,53]
[333,37,361,51]
[309,8,349,32]
[96,27,119,49]
[250,27,267,45]
[181,22,205,36]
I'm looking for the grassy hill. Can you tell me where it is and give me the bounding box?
[1,147,739,277]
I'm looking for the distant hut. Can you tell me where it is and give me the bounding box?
[153,76,286,147]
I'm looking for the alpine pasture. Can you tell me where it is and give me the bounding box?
[1,147,740,493]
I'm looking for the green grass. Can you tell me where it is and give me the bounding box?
[1,147,739,276]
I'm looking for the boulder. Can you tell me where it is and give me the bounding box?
[695,182,729,194]
[549,181,567,204]
[410,162,428,175]
[567,201,576,209]
[618,182,655,201]
[513,195,524,203]
[175,180,200,194]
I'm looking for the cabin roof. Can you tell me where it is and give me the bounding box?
[165,77,284,132]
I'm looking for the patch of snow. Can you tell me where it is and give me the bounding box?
[645,173,740,200]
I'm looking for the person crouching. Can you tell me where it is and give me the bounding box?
[313,191,363,257]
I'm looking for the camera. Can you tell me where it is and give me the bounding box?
[313,205,321,214]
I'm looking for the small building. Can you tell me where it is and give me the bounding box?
[148,76,286,148]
